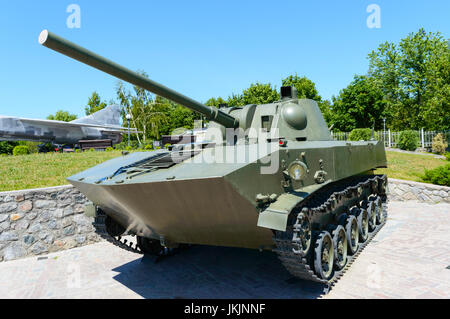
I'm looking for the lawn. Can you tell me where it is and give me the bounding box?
[0,150,446,192]
[374,151,446,182]
[0,151,123,192]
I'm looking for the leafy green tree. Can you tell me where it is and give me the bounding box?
[368,29,449,130]
[116,72,168,142]
[330,75,387,131]
[85,91,107,115]
[47,110,77,122]
[205,83,279,108]
[240,82,280,105]
[226,93,244,107]
[368,41,400,127]
[157,97,198,136]
[282,74,321,100]
[205,97,228,107]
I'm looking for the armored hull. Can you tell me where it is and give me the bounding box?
[68,140,386,249]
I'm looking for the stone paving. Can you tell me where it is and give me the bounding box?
[0,201,448,299]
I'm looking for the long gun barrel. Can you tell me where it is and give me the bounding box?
[39,30,239,129]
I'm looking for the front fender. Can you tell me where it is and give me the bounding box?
[257,183,330,232]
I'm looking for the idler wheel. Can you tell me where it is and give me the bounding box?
[293,212,312,256]
[137,236,164,256]
[367,201,377,232]
[105,215,126,237]
[356,208,369,242]
[314,231,334,280]
[332,225,347,270]
[345,215,359,255]
[374,196,384,224]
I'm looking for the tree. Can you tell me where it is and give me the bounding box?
[116,72,168,142]
[240,82,280,105]
[368,41,401,127]
[158,101,198,136]
[226,93,244,107]
[368,29,449,130]
[329,75,387,132]
[85,91,107,115]
[282,74,322,100]
[205,97,228,107]
[47,110,77,122]
[205,83,279,108]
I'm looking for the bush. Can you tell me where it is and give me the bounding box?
[432,133,448,154]
[349,128,372,141]
[0,141,18,155]
[114,142,126,150]
[105,147,114,152]
[397,130,418,151]
[38,142,55,153]
[164,143,171,149]
[445,152,450,161]
[16,141,38,154]
[12,145,30,156]
[144,144,153,151]
[75,149,81,153]
[422,164,450,186]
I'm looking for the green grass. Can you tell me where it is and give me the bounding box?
[0,150,447,192]
[375,151,446,182]
[0,151,123,192]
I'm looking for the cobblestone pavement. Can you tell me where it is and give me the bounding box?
[0,201,448,299]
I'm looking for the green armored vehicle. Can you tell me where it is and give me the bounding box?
[39,30,388,285]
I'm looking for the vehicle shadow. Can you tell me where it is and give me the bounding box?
[111,245,326,299]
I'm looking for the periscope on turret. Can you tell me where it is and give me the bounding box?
[39,29,388,285]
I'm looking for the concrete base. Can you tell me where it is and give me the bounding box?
[0,201,448,299]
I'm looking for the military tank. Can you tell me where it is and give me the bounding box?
[39,29,388,286]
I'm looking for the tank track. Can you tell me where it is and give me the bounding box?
[93,211,143,254]
[93,210,186,257]
[273,174,388,293]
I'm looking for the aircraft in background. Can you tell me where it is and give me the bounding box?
[0,105,137,146]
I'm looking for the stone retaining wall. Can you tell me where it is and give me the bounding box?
[0,185,102,262]
[0,178,448,262]
[388,178,449,203]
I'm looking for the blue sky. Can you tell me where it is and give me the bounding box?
[0,0,448,119]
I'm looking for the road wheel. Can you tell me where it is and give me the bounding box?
[357,209,369,242]
[367,201,377,232]
[293,212,312,256]
[345,215,359,255]
[314,231,334,280]
[374,196,384,224]
[332,225,347,270]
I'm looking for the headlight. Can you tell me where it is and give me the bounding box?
[287,161,308,181]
